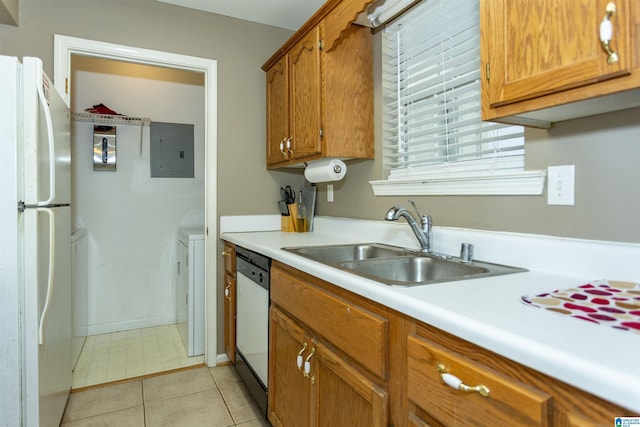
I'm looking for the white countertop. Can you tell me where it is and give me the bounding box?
[220,215,640,412]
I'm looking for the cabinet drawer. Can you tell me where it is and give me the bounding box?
[271,266,388,379]
[407,334,551,426]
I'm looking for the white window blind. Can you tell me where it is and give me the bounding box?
[370,0,545,195]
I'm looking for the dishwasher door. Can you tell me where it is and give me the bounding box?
[235,269,269,387]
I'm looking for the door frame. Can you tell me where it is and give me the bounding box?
[53,35,219,366]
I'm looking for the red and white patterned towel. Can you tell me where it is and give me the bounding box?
[521,280,640,334]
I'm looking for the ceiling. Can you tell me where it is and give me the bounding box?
[157,0,327,31]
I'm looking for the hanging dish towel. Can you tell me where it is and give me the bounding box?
[521,280,640,334]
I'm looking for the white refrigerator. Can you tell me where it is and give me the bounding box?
[0,56,72,427]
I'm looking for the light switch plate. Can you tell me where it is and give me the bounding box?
[547,165,575,205]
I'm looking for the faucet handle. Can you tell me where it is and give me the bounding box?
[408,199,422,218]
[460,243,474,263]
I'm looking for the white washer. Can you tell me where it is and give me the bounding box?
[176,228,205,356]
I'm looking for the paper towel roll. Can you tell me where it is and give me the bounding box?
[304,159,347,183]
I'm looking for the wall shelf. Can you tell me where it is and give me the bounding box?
[72,112,151,126]
[72,112,151,159]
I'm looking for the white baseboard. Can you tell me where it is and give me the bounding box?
[85,315,177,336]
[215,353,231,366]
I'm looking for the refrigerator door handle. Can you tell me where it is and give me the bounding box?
[37,207,56,345]
[35,65,56,207]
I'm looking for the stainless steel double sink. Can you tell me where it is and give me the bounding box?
[283,243,526,287]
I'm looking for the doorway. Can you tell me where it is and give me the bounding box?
[54,35,218,387]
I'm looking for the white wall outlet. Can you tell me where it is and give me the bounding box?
[547,165,575,206]
[327,184,334,202]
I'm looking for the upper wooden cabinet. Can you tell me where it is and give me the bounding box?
[481,0,640,127]
[266,56,291,166]
[263,0,375,169]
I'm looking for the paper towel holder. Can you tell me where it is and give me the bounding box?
[303,158,347,183]
[304,161,343,174]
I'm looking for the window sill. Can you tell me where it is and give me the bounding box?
[369,170,547,196]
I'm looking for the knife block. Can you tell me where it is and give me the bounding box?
[281,204,297,232]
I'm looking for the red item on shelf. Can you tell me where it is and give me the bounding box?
[85,103,122,115]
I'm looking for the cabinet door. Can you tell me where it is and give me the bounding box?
[289,26,323,161]
[266,55,290,166]
[311,339,389,427]
[223,272,235,363]
[268,307,311,427]
[484,0,632,108]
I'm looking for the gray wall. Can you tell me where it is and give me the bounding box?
[0,0,295,355]
[312,32,640,244]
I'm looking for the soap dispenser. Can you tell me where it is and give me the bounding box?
[296,190,307,232]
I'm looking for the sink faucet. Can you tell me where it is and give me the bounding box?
[384,200,432,253]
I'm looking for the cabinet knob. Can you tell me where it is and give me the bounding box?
[437,364,490,397]
[224,284,231,300]
[222,250,230,256]
[600,2,619,64]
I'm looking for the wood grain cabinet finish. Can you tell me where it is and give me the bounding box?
[267,260,631,426]
[269,306,389,427]
[406,334,551,426]
[407,321,630,427]
[288,26,323,162]
[222,242,235,363]
[481,0,640,126]
[268,307,312,427]
[262,0,374,169]
[269,262,390,427]
[266,55,290,166]
[270,264,389,380]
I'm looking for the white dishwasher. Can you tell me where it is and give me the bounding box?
[176,228,205,356]
[235,246,270,416]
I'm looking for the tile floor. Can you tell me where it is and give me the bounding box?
[73,324,204,388]
[61,365,271,426]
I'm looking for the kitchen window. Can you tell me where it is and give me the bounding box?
[369,0,545,196]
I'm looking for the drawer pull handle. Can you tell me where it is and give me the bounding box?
[224,284,231,300]
[279,139,287,156]
[304,346,316,384]
[286,137,294,155]
[296,342,308,373]
[437,364,490,397]
[600,2,619,64]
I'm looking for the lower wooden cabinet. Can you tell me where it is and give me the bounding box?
[222,242,235,363]
[313,337,389,427]
[267,261,630,426]
[406,321,629,427]
[268,306,389,427]
[269,262,390,427]
[268,307,312,427]
[223,271,235,364]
